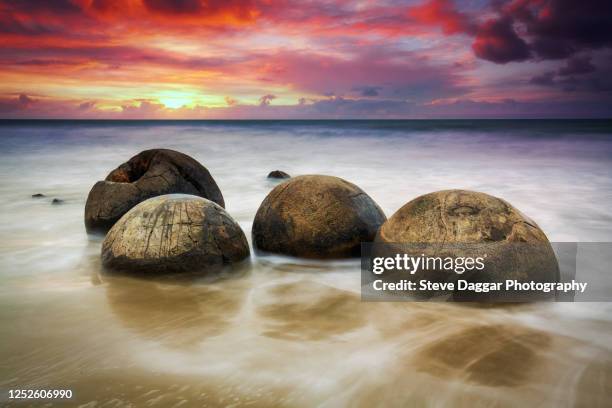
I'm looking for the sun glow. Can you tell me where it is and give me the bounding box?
[156,91,199,109]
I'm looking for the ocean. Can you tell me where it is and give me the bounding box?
[1,120,611,406]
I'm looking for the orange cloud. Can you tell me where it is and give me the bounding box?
[1,0,610,118]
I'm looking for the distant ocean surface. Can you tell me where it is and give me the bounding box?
[1,119,612,406]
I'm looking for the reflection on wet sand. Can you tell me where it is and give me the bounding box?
[256,257,353,274]
[2,265,612,407]
[3,252,612,408]
[415,324,551,387]
[98,265,612,407]
[255,281,368,341]
[104,275,246,348]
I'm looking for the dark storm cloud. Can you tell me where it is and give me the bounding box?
[472,17,530,64]
[475,0,612,63]
[421,0,612,65]
[529,52,612,94]
[516,0,612,59]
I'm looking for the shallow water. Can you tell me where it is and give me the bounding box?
[1,120,611,407]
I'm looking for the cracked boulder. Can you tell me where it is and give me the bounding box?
[375,190,559,300]
[102,195,249,274]
[85,149,224,233]
[252,175,386,258]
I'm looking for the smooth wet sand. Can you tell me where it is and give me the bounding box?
[2,257,612,407]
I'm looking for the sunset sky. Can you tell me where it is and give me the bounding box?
[1,0,611,119]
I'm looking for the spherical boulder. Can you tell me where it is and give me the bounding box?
[375,190,559,300]
[102,195,249,274]
[253,175,386,258]
[85,149,224,233]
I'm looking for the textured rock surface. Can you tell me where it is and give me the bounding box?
[267,170,290,179]
[375,190,559,300]
[102,195,249,274]
[253,175,386,258]
[85,149,224,233]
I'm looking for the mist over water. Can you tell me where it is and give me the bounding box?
[1,120,611,407]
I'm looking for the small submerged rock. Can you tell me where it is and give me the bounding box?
[102,195,249,275]
[31,193,45,198]
[85,149,224,233]
[51,198,64,205]
[253,175,386,258]
[267,170,290,179]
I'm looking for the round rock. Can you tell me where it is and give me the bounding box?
[85,149,224,233]
[252,175,386,258]
[267,170,290,179]
[375,190,559,300]
[102,195,249,274]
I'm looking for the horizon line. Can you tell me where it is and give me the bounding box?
[2,118,612,122]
